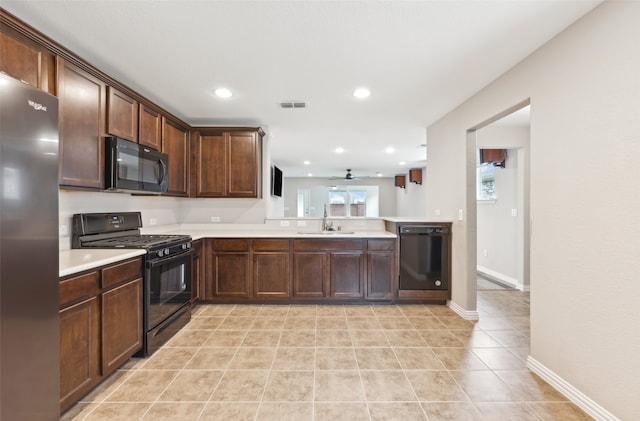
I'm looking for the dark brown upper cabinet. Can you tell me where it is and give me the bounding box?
[162,117,190,196]
[480,149,506,167]
[192,128,263,198]
[0,24,55,94]
[57,57,106,190]
[409,168,423,185]
[106,87,138,142]
[395,175,406,188]
[138,103,162,150]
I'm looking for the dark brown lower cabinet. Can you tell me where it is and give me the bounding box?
[330,252,364,298]
[101,278,143,374]
[191,239,204,304]
[203,237,396,303]
[59,257,143,414]
[293,252,328,298]
[59,295,100,412]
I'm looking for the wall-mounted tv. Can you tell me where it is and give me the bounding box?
[271,165,283,197]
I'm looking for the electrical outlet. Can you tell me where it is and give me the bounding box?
[210,216,220,223]
[59,224,68,237]
[434,209,441,216]
[149,218,157,225]
[280,220,290,227]
[483,249,488,257]
[511,208,518,217]
[297,220,307,227]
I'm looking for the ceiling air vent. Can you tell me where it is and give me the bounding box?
[279,100,308,109]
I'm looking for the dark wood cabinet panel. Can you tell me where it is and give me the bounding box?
[191,239,204,304]
[193,132,227,197]
[162,117,190,196]
[106,87,138,141]
[57,57,105,189]
[210,253,251,298]
[293,252,327,298]
[191,128,262,198]
[101,278,143,375]
[101,258,141,289]
[139,103,162,150]
[59,256,143,412]
[0,28,55,94]
[366,252,394,300]
[59,296,100,412]
[330,252,364,298]
[228,131,260,197]
[253,252,290,298]
[409,168,422,185]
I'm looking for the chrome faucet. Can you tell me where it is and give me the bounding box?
[322,204,334,231]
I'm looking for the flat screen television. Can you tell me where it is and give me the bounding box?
[271,165,283,197]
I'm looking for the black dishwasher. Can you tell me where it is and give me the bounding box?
[399,225,450,290]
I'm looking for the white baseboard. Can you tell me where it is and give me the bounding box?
[526,356,620,421]
[477,265,526,291]
[447,300,479,321]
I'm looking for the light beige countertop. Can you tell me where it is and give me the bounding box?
[60,249,146,278]
[167,229,396,241]
[383,217,454,223]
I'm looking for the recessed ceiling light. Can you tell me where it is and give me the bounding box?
[304,160,311,165]
[307,173,313,177]
[376,172,383,177]
[335,147,345,154]
[214,88,232,98]
[385,147,395,154]
[353,88,370,99]
[399,161,406,165]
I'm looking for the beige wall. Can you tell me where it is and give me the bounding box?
[395,166,428,217]
[425,2,640,419]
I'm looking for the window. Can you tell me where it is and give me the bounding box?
[328,189,367,217]
[477,163,496,201]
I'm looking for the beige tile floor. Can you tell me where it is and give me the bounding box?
[62,278,593,420]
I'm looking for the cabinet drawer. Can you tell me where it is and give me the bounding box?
[293,239,363,251]
[212,239,250,252]
[367,239,396,251]
[253,239,290,251]
[102,258,142,289]
[59,271,100,307]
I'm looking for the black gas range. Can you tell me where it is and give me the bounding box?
[72,212,192,356]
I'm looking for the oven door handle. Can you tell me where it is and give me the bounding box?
[147,249,192,269]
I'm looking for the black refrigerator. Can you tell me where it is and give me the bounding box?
[0,73,60,420]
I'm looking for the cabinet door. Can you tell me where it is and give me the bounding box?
[162,117,189,196]
[293,252,327,298]
[191,240,204,304]
[210,253,250,298]
[139,103,162,150]
[57,57,105,189]
[366,252,394,300]
[106,86,138,141]
[101,278,143,375]
[59,296,100,411]
[254,252,290,298]
[194,133,227,197]
[227,131,260,197]
[0,28,55,93]
[330,252,364,298]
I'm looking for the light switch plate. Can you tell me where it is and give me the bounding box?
[458,209,464,220]
[511,208,518,217]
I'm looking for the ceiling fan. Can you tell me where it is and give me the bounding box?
[328,169,370,181]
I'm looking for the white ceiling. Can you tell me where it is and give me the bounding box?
[3,1,600,178]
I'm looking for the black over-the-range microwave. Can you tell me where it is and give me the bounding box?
[105,136,169,193]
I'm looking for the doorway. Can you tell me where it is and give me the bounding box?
[465,100,531,315]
